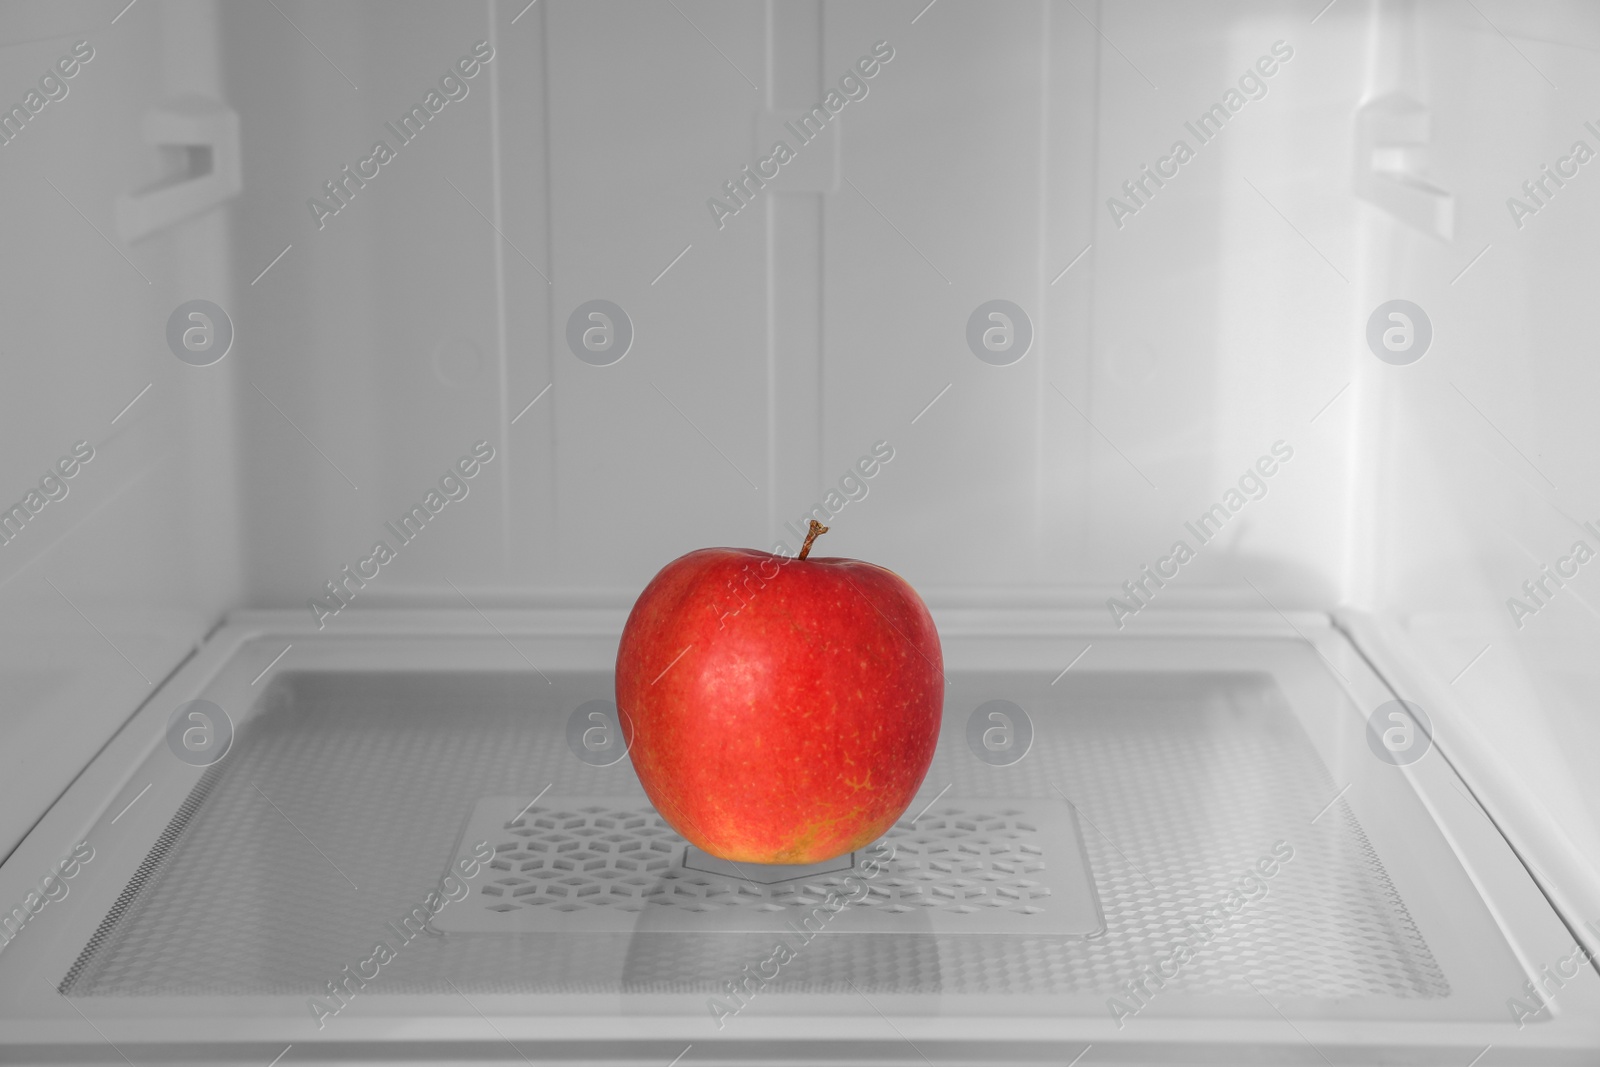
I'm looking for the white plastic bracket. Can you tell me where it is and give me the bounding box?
[115,94,241,243]
[1352,92,1454,241]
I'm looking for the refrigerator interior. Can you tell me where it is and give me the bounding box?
[1,0,1598,1063]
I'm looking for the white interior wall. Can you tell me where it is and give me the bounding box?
[0,0,241,859]
[229,0,1340,612]
[1088,2,1356,617]
[3,0,1594,902]
[1352,0,1600,910]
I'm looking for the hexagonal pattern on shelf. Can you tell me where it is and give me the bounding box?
[436,797,1102,936]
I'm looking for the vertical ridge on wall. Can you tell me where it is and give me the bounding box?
[764,0,778,547]
[1032,0,1053,570]
[769,0,826,548]
[488,0,513,568]
[537,0,558,569]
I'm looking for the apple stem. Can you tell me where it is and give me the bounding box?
[798,518,829,560]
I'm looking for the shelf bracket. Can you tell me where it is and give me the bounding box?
[115,94,241,243]
[1353,92,1454,241]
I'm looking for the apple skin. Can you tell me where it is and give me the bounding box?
[616,545,942,865]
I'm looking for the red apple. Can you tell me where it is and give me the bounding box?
[616,521,942,864]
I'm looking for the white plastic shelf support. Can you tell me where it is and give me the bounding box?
[115,94,241,243]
